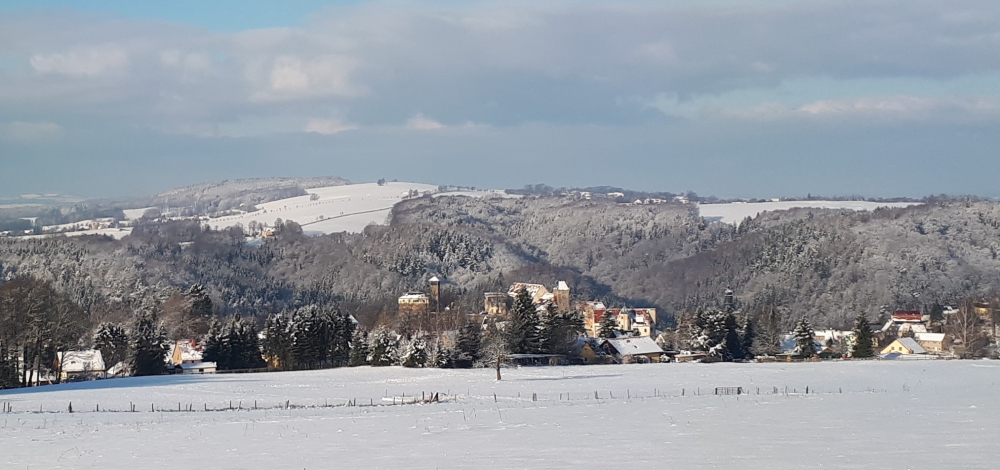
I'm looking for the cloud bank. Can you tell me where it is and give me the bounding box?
[0,0,998,197]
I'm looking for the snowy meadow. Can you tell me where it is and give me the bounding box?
[1,361,998,469]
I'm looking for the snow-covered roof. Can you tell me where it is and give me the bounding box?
[172,340,203,363]
[428,276,439,282]
[895,337,927,354]
[508,283,547,298]
[602,337,663,356]
[914,332,945,343]
[556,281,569,291]
[58,350,105,373]
[399,293,429,301]
[180,362,217,370]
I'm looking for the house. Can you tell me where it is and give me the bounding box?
[569,338,600,364]
[398,292,430,315]
[582,305,658,338]
[180,362,217,374]
[503,281,572,314]
[601,336,664,363]
[169,339,203,365]
[913,332,949,353]
[880,337,927,355]
[56,350,105,380]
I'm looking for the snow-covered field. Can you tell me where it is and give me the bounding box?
[2,361,997,469]
[699,200,921,224]
[206,182,511,235]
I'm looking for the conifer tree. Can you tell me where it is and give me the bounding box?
[93,322,129,372]
[850,312,875,358]
[598,311,619,339]
[262,312,294,370]
[348,328,369,367]
[400,337,428,368]
[455,320,481,367]
[793,317,816,358]
[202,318,227,369]
[0,344,18,389]
[723,311,743,361]
[130,311,168,376]
[509,288,541,353]
[366,326,398,366]
[739,316,756,360]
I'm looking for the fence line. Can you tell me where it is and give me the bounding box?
[0,383,898,416]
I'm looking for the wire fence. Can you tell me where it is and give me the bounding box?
[0,383,903,416]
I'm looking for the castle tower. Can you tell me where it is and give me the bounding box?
[554,280,571,313]
[429,276,440,313]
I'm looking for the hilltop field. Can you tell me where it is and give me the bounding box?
[2,361,998,469]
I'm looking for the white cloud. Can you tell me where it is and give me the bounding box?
[304,118,357,135]
[30,44,128,77]
[405,114,445,130]
[251,55,364,101]
[0,121,64,142]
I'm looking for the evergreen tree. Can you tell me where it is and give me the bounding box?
[541,306,585,354]
[229,313,265,370]
[130,311,168,376]
[348,328,369,367]
[850,312,875,358]
[202,318,227,369]
[739,315,756,360]
[399,336,428,368]
[327,310,354,367]
[93,322,129,371]
[509,288,541,353]
[598,310,619,339]
[262,312,294,370]
[186,284,213,317]
[689,309,729,358]
[428,339,456,368]
[290,305,331,368]
[0,344,18,389]
[366,326,398,366]
[722,311,743,361]
[455,320,481,368]
[793,317,816,358]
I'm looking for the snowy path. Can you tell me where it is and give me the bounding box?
[1,361,998,469]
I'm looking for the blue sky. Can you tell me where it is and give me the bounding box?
[1,0,999,199]
[0,0,366,31]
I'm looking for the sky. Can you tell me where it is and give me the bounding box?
[1,0,999,199]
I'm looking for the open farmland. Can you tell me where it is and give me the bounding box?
[1,361,997,469]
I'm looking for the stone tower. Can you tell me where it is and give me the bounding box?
[429,276,440,313]
[554,280,571,313]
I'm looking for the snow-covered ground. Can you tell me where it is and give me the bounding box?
[699,200,920,224]
[2,361,997,469]
[206,182,512,235]
[19,227,133,240]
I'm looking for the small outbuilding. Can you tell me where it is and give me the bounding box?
[601,337,664,363]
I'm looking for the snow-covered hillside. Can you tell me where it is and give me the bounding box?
[1,362,997,469]
[205,182,511,235]
[699,200,920,224]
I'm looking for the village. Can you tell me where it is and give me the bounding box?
[31,275,1000,387]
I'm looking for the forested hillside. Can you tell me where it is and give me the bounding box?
[2,195,1000,330]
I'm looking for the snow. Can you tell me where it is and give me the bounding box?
[2,361,997,469]
[122,207,153,220]
[698,200,921,224]
[20,227,133,240]
[203,182,512,235]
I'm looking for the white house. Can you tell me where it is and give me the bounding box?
[57,350,105,380]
